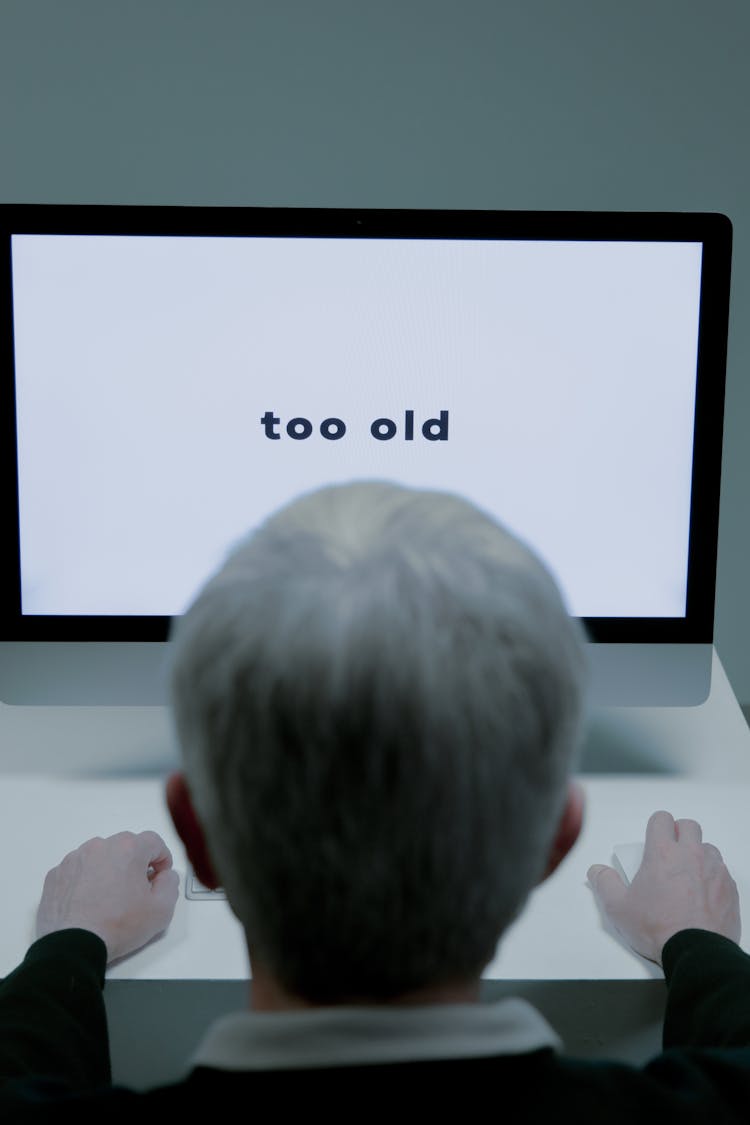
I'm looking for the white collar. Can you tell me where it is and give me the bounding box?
[191,998,561,1071]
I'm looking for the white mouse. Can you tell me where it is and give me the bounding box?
[612,841,645,885]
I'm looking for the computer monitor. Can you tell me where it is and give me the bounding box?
[0,206,731,705]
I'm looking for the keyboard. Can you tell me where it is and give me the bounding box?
[184,865,227,900]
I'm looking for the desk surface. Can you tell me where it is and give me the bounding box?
[1,649,749,982]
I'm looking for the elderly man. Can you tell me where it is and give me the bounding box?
[0,481,746,1119]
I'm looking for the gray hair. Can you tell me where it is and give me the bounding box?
[169,480,587,1002]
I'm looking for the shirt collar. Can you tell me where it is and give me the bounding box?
[191,999,561,1071]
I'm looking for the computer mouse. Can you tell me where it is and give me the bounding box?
[612,841,645,884]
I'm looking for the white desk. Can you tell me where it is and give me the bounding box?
[1,648,749,983]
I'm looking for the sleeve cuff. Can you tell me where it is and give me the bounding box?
[21,930,108,985]
[662,928,743,980]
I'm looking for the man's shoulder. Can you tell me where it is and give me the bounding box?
[7,1046,750,1123]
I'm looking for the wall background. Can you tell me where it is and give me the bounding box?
[1,0,748,702]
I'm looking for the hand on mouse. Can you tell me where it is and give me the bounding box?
[35,831,180,963]
[587,810,741,964]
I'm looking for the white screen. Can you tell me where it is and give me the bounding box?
[11,234,702,618]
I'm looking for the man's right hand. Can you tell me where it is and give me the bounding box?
[588,810,741,964]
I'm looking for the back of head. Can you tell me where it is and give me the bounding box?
[170,480,587,1003]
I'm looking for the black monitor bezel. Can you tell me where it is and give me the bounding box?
[0,204,732,643]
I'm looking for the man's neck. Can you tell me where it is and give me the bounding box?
[249,964,481,1012]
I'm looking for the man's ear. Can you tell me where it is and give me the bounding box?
[538,779,584,884]
[165,771,221,890]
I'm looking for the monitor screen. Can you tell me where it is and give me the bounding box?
[0,207,732,648]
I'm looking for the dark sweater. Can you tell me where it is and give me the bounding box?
[2,928,750,1122]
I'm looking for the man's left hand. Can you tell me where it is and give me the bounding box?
[35,831,180,963]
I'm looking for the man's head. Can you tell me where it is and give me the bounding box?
[167,481,587,1004]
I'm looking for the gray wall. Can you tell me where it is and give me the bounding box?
[1,0,748,700]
